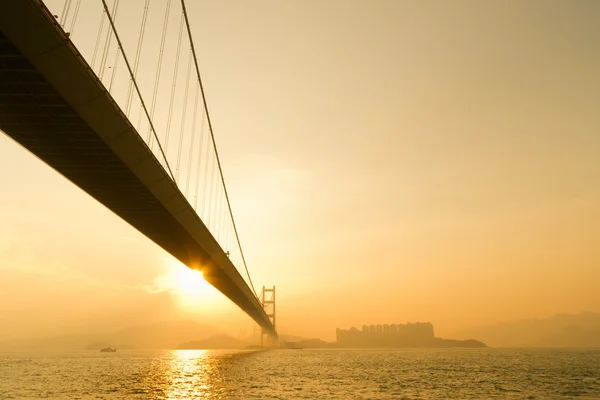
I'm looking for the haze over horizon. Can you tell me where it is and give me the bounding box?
[1,0,599,343]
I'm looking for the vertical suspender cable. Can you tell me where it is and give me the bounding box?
[68,0,83,35]
[220,189,227,243]
[219,197,224,244]
[227,217,233,258]
[147,0,172,147]
[59,0,73,26]
[101,0,176,182]
[91,10,106,69]
[206,157,216,228]
[176,53,193,183]
[125,0,151,115]
[99,0,120,80]
[185,87,200,196]
[135,103,145,131]
[180,0,259,298]
[194,113,206,210]
[200,126,211,216]
[164,12,185,153]
[108,46,121,93]
[214,185,222,241]
[220,190,227,245]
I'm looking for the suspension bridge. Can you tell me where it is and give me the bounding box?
[0,0,277,339]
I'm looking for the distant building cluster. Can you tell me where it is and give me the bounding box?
[336,323,435,347]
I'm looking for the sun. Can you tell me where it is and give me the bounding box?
[153,258,221,309]
[174,265,211,294]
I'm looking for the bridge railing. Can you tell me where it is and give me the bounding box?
[42,0,256,296]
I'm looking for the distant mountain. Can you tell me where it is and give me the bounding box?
[105,320,219,349]
[0,333,92,351]
[0,320,220,350]
[451,312,600,347]
[178,334,249,349]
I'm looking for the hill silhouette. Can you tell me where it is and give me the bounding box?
[105,320,219,349]
[0,320,220,350]
[178,334,249,349]
[451,312,600,347]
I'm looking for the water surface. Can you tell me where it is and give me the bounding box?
[1,348,599,399]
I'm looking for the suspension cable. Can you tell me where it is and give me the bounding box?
[200,125,211,215]
[101,0,176,182]
[176,52,192,183]
[206,154,216,229]
[185,86,199,196]
[59,0,73,27]
[180,0,259,299]
[91,9,106,69]
[164,12,185,153]
[68,0,82,35]
[125,0,150,115]
[213,183,222,241]
[194,112,207,210]
[147,0,172,147]
[220,190,227,244]
[99,0,120,80]
[108,44,121,92]
[219,189,226,243]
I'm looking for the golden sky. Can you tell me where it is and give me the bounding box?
[1,0,599,341]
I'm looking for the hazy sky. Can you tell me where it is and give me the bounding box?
[1,0,599,341]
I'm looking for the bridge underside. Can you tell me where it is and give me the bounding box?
[0,0,275,337]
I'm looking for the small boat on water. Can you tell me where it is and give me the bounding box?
[100,347,116,353]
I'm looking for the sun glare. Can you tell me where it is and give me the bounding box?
[154,259,221,309]
[175,265,211,294]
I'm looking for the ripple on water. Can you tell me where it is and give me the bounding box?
[0,348,599,399]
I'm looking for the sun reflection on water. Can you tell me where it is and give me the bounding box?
[164,350,226,399]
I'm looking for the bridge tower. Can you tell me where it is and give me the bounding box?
[260,285,276,346]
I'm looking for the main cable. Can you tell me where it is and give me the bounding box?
[101,0,176,182]
[99,0,120,80]
[180,0,259,299]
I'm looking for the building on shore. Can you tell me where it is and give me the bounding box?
[336,322,487,348]
[336,322,435,347]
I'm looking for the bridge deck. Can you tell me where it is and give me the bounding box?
[0,0,275,337]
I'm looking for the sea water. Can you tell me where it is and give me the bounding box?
[1,348,599,399]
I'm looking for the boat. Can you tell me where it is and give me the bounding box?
[100,347,116,352]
